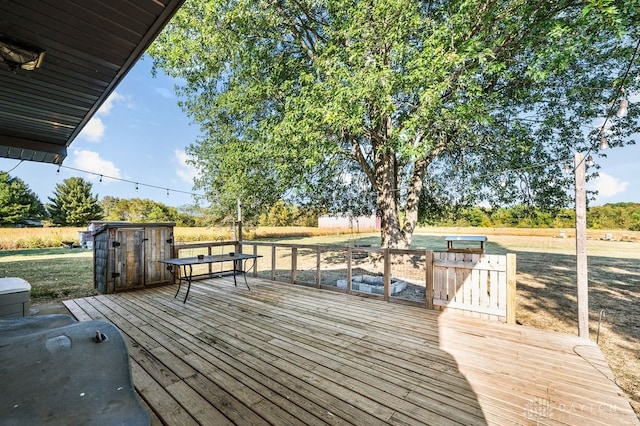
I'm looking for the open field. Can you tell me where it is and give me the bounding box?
[1,226,638,417]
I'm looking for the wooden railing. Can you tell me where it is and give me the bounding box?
[174,240,517,324]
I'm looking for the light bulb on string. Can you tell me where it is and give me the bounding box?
[99,175,103,183]
[56,166,60,175]
[600,136,609,150]
[166,188,170,197]
[586,155,594,167]
[617,87,629,118]
[135,183,139,191]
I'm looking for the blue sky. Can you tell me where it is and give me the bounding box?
[0,56,202,208]
[0,55,638,209]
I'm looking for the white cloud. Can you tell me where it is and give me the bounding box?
[71,150,121,182]
[174,149,198,183]
[592,172,628,198]
[78,117,105,142]
[98,91,127,116]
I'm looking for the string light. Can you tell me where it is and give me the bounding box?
[617,87,629,118]
[49,164,203,198]
[574,37,639,171]
[166,188,170,197]
[600,136,609,150]
[586,155,594,167]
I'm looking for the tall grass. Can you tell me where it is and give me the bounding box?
[0,227,86,250]
[0,226,366,249]
[1,225,636,250]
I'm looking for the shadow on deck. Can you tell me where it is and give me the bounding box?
[64,277,638,425]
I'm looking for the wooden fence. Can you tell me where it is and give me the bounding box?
[174,241,516,324]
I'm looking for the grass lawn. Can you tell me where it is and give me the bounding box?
[0,247,95,300]
[0,226,638,417]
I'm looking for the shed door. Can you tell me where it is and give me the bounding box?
[112,228,145,291]
[144,226,174,285]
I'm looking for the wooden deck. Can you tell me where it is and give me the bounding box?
[64,277,638,425]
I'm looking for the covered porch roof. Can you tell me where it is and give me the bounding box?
[0,0,184,164]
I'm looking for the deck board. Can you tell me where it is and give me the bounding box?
[64,278,638,425]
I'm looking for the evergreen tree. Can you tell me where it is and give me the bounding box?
[0,172,46,226]
[46,177,103,226]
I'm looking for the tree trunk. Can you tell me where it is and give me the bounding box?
[375,144,407,249]
[375,147,429,249]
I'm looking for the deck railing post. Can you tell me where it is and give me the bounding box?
[252,244,258,277]
[291,247,298,284]
[346,247,352,294]
[383,248,391,302]
[316,247,321,288]
[271,246,276,281]
[506,253,517,324]
[425,250,434,310]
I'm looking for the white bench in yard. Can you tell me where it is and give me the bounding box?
[445,235,487,254]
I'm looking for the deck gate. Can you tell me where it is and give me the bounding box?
[432,252,516,322]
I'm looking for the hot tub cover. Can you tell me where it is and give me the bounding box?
[0,314,149,425]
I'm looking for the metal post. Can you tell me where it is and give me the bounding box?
[575,153,589,339]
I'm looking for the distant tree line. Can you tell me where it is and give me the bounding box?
[1,172,638,230]
[0,173,201,227]
[429,203,640,231]
[99,196,197,226]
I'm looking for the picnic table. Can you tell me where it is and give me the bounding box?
[160,253,262,303]
[445,235,487,254]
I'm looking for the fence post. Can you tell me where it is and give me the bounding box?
[383,248,391,302]
[506,253,517,324]
[425,250,434,309]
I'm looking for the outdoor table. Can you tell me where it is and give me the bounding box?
[445,235,487,253]
[160,253,262,303]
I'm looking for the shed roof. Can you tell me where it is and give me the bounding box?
[0,0,184,164]
[89,221,175,236]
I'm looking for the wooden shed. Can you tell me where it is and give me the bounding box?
[91,222,175,294]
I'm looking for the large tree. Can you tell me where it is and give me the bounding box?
[0,172,46,226]
[46,177,103,226]
[149,0,640,248]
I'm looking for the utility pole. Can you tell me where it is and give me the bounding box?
[575,153,589,339]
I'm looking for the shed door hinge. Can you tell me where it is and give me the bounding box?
[111,272,120,278]
[112,241,121,247]
[166,238,173,244]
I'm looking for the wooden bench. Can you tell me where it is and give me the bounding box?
[445,235,487,254]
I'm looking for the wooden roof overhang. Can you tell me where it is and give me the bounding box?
[0,0,184,164]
